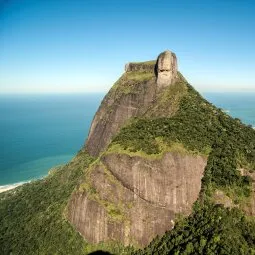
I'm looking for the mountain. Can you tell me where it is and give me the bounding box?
[1,50,255,255]
[68,51,207,247]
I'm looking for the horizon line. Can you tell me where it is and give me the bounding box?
[1,90,255,95]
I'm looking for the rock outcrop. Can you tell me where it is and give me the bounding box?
[68,152,206,247]
[156,50,178,88]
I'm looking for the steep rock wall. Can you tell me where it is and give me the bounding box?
[156,51,178,88]
[85,77,157,157]
[67,152,207,247]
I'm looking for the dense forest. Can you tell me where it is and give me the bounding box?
[0,151,94,255]
[134,203,255,255]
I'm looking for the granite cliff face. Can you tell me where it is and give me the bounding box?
[85,76,157,157]
[68,50,206,247]
[68,152,206,247]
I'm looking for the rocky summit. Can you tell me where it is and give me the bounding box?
[85,50,178,157]
[156,50,178,88]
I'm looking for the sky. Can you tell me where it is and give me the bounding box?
[0,0,255,93]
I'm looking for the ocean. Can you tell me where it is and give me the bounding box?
[0,92,254,187]
[0,93,104,186]
[203,92,255,127]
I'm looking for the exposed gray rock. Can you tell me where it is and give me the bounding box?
[156,50,178,88]
[85,78,157,157]
[67,152,206,247]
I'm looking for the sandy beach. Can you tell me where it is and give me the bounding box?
[0,182,26,193]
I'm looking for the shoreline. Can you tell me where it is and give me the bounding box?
[0,181,28,193]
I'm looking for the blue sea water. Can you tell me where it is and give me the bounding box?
[0,92,254,187]
[0,93,104,186]
[203,92,255,127]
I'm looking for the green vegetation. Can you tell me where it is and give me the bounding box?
[0,150,94,255]
[144,78,188,117]
[125,71,155,82]
[134,203,255,255]
[0,151,135,255]
[79,161,128,222]
[107,71,155,105]
[106,141,196,161]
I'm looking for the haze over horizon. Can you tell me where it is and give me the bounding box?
[1,0,255,94]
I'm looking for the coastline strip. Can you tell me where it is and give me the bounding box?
[0,182,27,193]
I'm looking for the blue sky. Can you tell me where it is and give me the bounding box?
[0,0,255,93]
